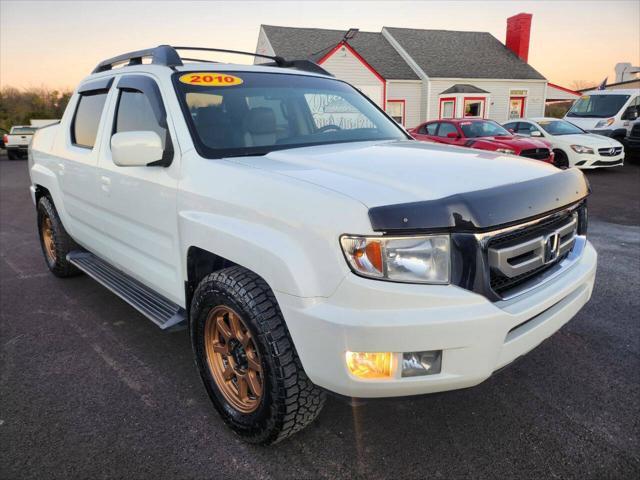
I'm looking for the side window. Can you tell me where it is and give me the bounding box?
[516,122,540,136]
[503,122,518,132]
[425,123,438,135]
[72,92,108,148]
[437,123,458,137]
[115,90,167,148]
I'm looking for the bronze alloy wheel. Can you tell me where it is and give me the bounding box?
[204,305,264,414]
[41,215,56,263]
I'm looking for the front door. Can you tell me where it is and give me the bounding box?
[508,97,526,120]
[95,74,183,305]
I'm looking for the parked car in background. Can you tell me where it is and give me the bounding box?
[503,118,624,169]
[409,119,554,163]
[5,126,38,159]
[564,89,639,145]
[626,119,640,157]
[0,128,8,149]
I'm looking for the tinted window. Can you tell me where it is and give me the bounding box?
[503,122,518,132]
[515,122,540,135]
[437,123,458,137]
[567,94,630,118]
[175,72,406,159]
[459,120,510,138]
[425,123,438,135]
[115,91,166,148]
[72,93,108,148]
[537,120,585,135]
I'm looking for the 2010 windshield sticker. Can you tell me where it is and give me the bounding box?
[179,73,243,86]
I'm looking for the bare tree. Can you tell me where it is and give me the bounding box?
[570,80,597,91]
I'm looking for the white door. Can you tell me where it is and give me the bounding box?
[95,74,183,304]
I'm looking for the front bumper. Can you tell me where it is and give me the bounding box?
[585,128,627,139]
[574,154,624,169]
[277,241,597,398]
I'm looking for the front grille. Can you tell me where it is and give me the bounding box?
[598,147,623,157]
[520,148,551,160]
[486,211,578,296]
[631,123,640,137]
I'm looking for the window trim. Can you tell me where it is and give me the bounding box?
[386,99,406,126]
[112,74,174,167]
[463,96,486,119]
[439,97,457,119]
[70,79,113,149]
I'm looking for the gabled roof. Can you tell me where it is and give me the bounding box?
[383,27,546,80]
[440,84,490,94]
[261,25,419,80]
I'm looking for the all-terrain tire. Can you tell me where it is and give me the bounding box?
[37,196,82,277]
[190,266,326,444]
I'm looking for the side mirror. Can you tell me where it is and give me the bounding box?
[446,132,459,139]
[531,130,543,137]
[111,131,164,167]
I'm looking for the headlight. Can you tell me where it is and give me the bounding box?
[495,148,516,154]
[594,118,614,128]
[340,235,450,284]
[570,144,594,154]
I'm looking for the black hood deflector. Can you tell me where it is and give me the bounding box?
[368,168,589,233]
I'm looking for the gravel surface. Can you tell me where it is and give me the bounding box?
[1,152,638,479]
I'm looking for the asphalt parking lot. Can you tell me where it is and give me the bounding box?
[0,150,638,479]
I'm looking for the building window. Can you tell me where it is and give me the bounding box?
[439,97,456,119]
[463,97,486,118]
[508,96,526,119]
[386,100,405,125]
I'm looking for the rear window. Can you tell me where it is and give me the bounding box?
[72,92,108,148]
[173,71,406,159]
[10,127,37,135]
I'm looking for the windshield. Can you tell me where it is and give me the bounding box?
[567,94,630,118]
[11,127,36,134]
[174,71,407,158]
[537,120,585,135]
[459,120,510,138]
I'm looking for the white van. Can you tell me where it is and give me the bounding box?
[564,89,640,143]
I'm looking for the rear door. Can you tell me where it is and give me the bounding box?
[95,74,183,304]
[57,77,114,256]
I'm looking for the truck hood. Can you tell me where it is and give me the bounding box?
[228,140,568,209]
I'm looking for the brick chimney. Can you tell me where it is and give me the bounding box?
[506,13,532,62]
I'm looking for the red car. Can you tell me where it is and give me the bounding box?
[408,119,554,163]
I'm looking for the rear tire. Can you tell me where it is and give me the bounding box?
[554,149,569,169]
[37,196,82,277]
[190,266,325,444]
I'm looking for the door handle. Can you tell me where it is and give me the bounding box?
[100,175,111,195]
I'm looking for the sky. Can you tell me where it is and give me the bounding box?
[1,0,638,91]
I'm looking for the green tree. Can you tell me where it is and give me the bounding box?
[0,86,72,131]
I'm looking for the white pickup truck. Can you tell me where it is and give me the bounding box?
[29,46,597,444]
[5,125,37,159]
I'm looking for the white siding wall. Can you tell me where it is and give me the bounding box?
[386,81,422,128]
[426,79,547,122]
[320,46,384,106]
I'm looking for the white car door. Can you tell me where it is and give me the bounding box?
[56,77,115,260]
[95,74,183,305]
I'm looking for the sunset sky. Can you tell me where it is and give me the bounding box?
[1,0,638,91]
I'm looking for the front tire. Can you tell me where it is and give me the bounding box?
[37,196,81,277]
[554,149,569,169]
[190,266,325,444]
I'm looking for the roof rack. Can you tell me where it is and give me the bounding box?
[91,45,333,77]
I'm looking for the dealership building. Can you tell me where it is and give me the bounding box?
[256,14,579,128]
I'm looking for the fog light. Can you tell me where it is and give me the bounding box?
[402,350,442,377]
[346,351,393,379]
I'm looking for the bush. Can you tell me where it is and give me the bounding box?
[0,87,72,131]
